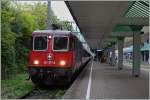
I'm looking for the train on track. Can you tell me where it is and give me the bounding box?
[28,30,93,85]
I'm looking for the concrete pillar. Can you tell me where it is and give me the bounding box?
[118,37,124,70]
[103,49,106,62]
[144,52,146,62]
[133,32,141,77]
[111,44,115,66]
[105,48,110,64]
[106,49,110,64]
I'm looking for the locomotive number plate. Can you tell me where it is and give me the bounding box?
[44,61,55,64]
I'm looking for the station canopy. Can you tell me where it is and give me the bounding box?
[65,1,149,49]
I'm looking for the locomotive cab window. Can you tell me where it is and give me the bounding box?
[34,36,47,50]
[53,36,68,51]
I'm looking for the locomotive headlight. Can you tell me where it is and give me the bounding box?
[33,60,39,65]
[48,35,52,39]
[60,60,66,66]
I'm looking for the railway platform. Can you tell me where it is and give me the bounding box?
[62,60,149,99]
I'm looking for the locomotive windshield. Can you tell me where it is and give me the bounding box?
[34,36,47,50]
[53,36,68,51]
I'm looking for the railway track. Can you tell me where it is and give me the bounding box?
[19,60,91,99]
[19,85,66,99]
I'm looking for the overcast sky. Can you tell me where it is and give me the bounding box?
[17,1,74,22]
[51,1,74,22]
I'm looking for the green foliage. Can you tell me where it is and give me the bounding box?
[28,2,59,30]
[31,2,48,29]
[59,21,73,31]
[12,12,37,37]
[1,73,34,99]
[1,0,17,79]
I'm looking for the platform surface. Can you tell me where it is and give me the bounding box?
[62,61,149,99]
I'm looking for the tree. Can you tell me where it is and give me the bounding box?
[30,2,59,30]
[59,20,73,31]
[1,0,16,79]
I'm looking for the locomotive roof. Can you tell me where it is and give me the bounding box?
[32,30,71,35]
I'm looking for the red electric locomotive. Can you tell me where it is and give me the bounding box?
[28,30,90,85]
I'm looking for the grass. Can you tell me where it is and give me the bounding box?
[55,90,66,99]
[1,73,35,99]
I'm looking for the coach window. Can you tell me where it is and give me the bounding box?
[53,36,68,51]
[34,36,47,50]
